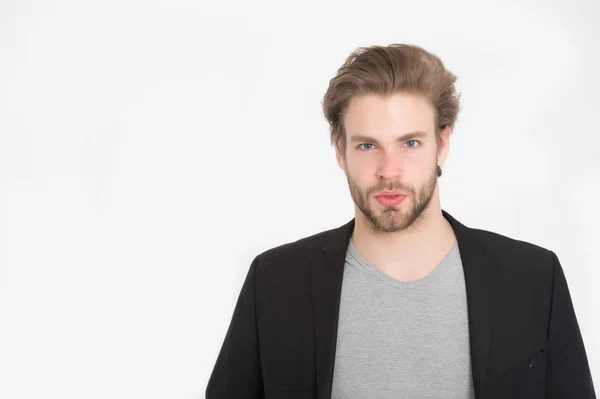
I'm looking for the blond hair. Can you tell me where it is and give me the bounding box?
[322,44,461,153]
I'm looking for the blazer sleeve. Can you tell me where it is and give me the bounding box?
[205,255,264,399]
[546,251,596,398]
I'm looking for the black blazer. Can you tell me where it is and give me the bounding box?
[206,210,596,398]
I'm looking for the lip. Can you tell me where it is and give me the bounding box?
[375,193,407,206]
[376,190,403,196]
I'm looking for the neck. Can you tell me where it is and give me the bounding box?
[350,194,456,274]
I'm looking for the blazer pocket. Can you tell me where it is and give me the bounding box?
[491,347,545,378]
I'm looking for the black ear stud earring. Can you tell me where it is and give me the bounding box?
[437,166,442,177]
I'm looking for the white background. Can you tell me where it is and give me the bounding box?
[1,0,598,397]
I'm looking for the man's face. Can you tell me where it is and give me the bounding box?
[336,92,448,233]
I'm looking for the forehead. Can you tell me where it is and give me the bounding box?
[343,92,436,136]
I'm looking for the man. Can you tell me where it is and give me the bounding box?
[205,44,596,398]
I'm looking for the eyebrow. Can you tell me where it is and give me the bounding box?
[348,131,428,144]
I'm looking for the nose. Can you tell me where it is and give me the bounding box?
[376,150,403,180]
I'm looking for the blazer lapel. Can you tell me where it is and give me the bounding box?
[310,217,352,399]
[310,209,496,399]
[443,210,496,398]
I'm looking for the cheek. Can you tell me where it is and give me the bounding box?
[345,156,366,175]
[348,154,379,173]
[405,150,429,165]
[346,164,374,190]
[406,152,436,175]
[348,168,370,188]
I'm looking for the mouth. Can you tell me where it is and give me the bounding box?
[375,193,407,206]
[376,190,403,196]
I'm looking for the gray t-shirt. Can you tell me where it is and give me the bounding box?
[331,239,476,399]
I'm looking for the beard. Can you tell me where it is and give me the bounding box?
[346,162,438,234]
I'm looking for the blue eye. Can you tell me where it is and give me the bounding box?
[357,141,420,151]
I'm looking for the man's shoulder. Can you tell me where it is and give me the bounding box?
[255,223,342,267]
[247,222,343,274]
[467,225,556,271]
[470,225,551,253]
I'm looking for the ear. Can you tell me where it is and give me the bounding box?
[437,126,452,167]
[334,138,347,172]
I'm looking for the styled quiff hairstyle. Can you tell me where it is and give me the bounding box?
[322,44,461,155]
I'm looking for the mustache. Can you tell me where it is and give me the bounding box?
[371,185,411,194]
